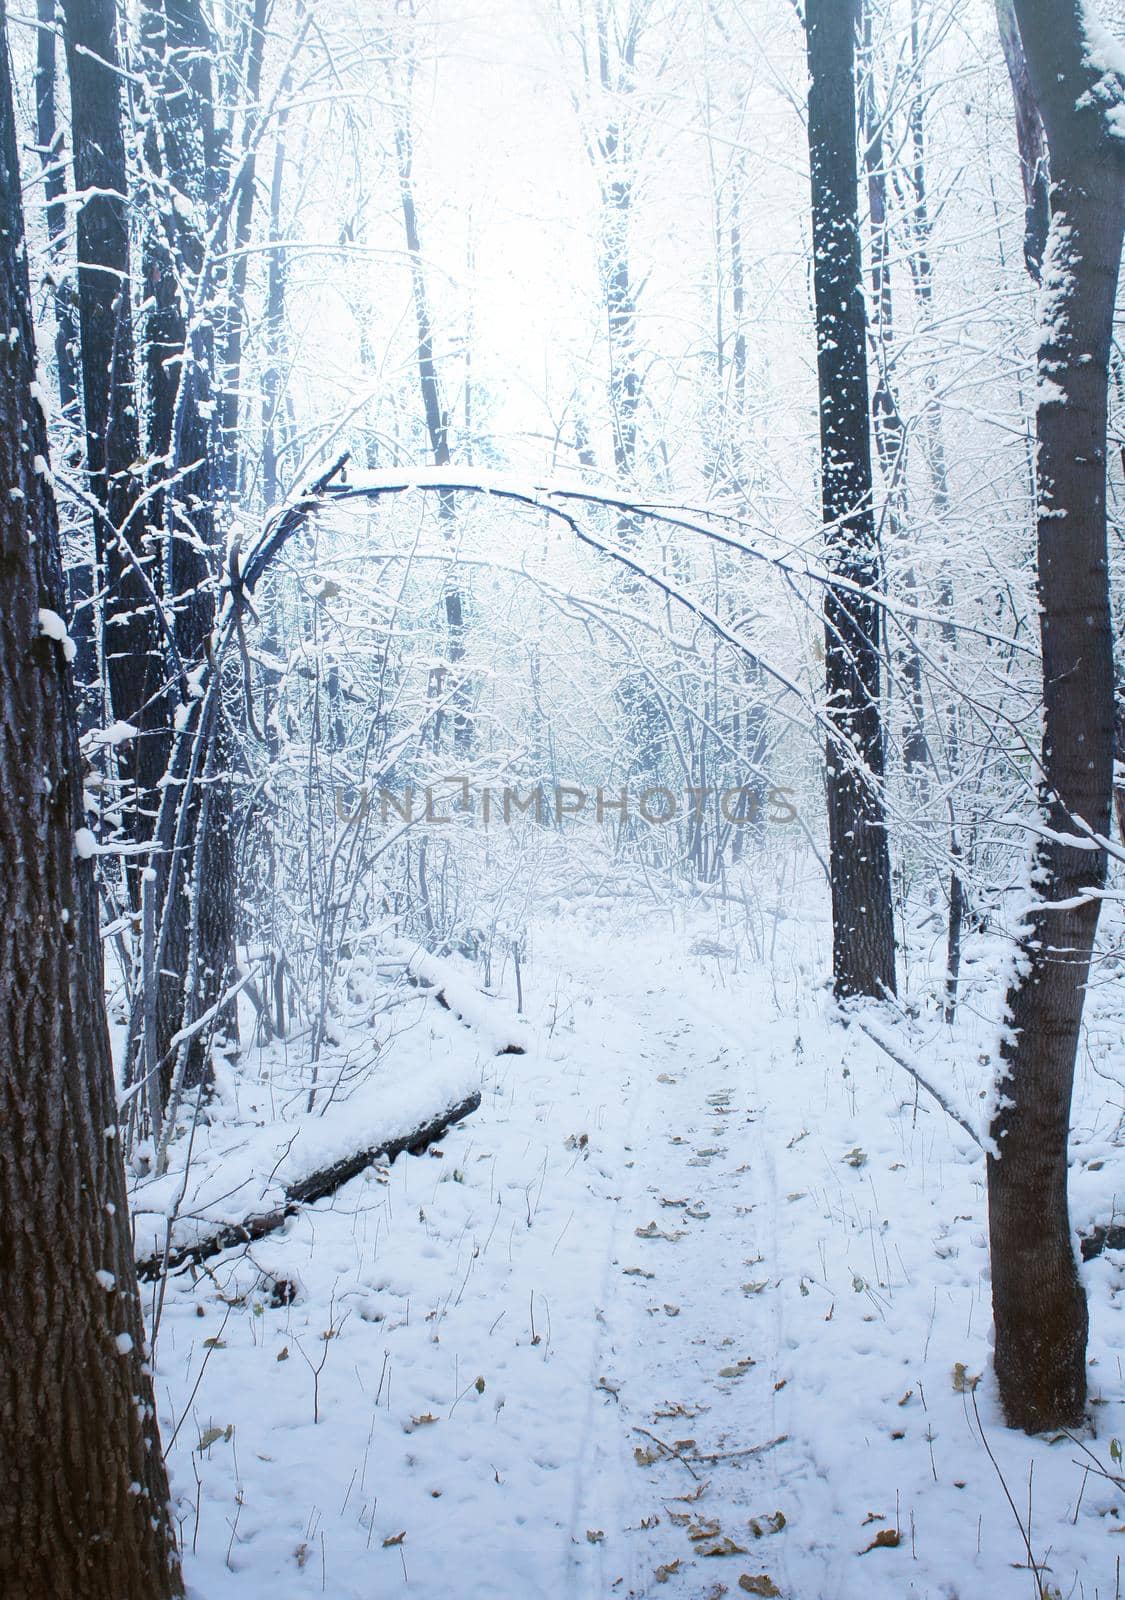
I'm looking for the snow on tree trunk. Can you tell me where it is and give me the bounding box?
[987,0,1125,1433]
[805,0,897,1001]
[0,4,182,1587]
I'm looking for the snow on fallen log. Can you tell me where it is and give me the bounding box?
[132,1064,481,1280]
[387,940,530,1055]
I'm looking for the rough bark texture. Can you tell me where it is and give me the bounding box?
[988,0,1125,1432]
[0,6,183,1588]
[806,0,897,1000]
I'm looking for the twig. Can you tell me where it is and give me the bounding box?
[854,1017,983,1149]
[690,1433,789,1462]
[632,1426,700,1480]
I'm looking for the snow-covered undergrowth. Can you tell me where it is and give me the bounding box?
[143,892,1125,1599]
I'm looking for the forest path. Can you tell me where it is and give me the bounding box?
[166,920,811,1600]
[167,913,1044,1600]
[558,947,800,1600]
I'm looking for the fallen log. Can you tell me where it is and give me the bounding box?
[389,942,529,1055]
[136,1090,481,1281]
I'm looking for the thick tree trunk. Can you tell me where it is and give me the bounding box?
[60,0,170,854]
[987,0,1125,1433]
[0,7,182,1589]
[806,0,897,1000]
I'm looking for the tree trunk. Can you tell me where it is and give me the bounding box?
[987,0,1125,1433]
[216,0,270,500]
[994,0,1050,280]
[391,71,471,753]
[60,0,170,857]
[33,0,80,422]
[34,0,96,696]
[139,0,232,1099]
[0,6,182,1588]
[806,0,897,1000]
[858,2,929,778]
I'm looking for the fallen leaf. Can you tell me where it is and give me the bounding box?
[699,1536,749,1557]
[860,1529,901,1554]
[719,1357,756,1378]
[687,1518,722,1542]
[410,1413,438,1426]
[636,1222,686,1241]
[382,1531,406,1548]
[586,1529,605,1544]
[654,1560,682,1582]
[747,1512,786,1538]
[738,1578,781,1596]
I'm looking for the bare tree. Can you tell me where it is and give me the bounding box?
[805,0,897,999]
[987,0,1125,1432]
[0,2,182,1587]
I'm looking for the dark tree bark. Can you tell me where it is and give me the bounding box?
[33,0,79,422]
[806,0,897,1000]
[60,0,170,856]
[0,6,183,1589]
[33,0,96,691]
[858,3,929,777]
[139,0,220,665]
[139,0,235,1099]
[987,0,1125,1433]
[994,0,1051,280]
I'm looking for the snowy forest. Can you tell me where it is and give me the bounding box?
[0,0,1124,1594]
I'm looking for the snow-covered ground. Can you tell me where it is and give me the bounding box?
[145,899,1125,1599]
